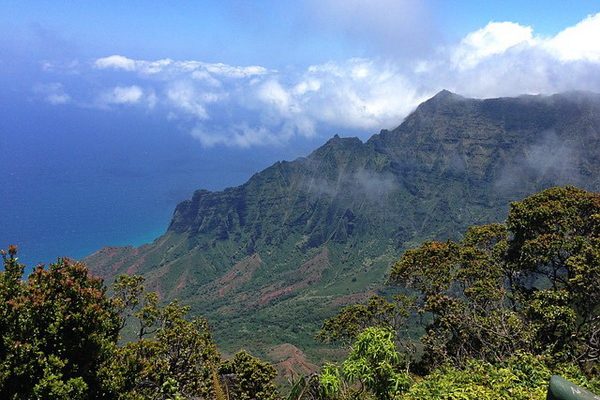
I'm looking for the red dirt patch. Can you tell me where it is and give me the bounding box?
[258,247,331,306]
[217,253,262,297]
[173,268,191,295]
[269,343,319,380]
[83,246,137,278]
[125,252,147,275]
[258,285,297,306]
[329,290,377,307]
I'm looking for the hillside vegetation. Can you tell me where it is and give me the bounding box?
[2,186,598,399]
[85,91,600,361]
[84,91,600,362]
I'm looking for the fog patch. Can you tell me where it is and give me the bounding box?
[496,130,582,190]
[303,176,339,198]
[303,168,398,203]
[526,131,579,179]
[354,169,397,201]
[448,152,467,175]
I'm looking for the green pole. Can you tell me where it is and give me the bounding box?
[547,376,600,400]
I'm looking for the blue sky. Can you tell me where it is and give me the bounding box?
[2,0,600,264]
[0,0,598,61]
[3,1,600,66]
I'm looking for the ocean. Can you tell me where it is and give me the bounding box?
[0,98,321,270]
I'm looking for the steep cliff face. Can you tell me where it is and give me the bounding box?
[84,90,600,360]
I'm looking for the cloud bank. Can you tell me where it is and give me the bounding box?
[37,13,600,147]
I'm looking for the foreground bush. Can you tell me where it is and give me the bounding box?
[401,353,600,400]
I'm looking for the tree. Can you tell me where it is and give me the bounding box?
[107,276,281,400]
[112,274,161,340]
[387,186,600,372]
[389,223,527,369]
[0,248,120,399]
[402,352,600,400]
[219,350,279,400]
[319,327,410,400]
[103,295,221,399]
[505,186,600,370]
[317,294,417,372]
[0,249,282,400]
[318,295,414,346]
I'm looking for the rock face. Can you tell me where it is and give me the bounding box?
[84,90,600,361]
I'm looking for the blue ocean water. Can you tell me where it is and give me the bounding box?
[0,98,321,269]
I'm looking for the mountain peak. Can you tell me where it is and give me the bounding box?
[308,134,365,161]
[434,89,454,97]
[407,89,467,117]
[318,134,363,150]
[429,89,464,102]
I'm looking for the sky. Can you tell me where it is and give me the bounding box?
[2,0,600,265]
[3,0,600,146]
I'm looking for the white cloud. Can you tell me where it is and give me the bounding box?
[544,13,600,62]
[94,55,268,78]
[89,56,427,136]
[101,85,144,104]
[257,80,292,114]
[295,59,426,130]
[293,79,321,96]
[191,124,286,148]
[95,55,137,71]
[47,92,70,105]
[41,59,80,73]
[146,90,158,109]
[202,63,268,78]
[166,82,219,119]
[451,22,534,69]
[42,13,600,147]
[33,82,71,104]
[434,15,600,98]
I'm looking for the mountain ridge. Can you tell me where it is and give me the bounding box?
[84,90,600,362]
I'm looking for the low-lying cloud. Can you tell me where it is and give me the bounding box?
[304,168,398,203]
[495,130,583,191]
[36,13,600,147]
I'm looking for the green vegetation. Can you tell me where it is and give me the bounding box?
[313,186,599,399]
[2,186,598,399]
[83,91,600,359]
[319,327,410,400]
[0,249,278,400]
[402,353,597,400]
[0,246,119,399]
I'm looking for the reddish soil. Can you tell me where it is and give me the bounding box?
[84,233,172,279]
[125,252,147,275]
[84,246,136,278]
[329,290,377,307]
[217,253,262,297]
[258,285,297,306]
[174,269,190,293]
[269,343,319,380]
[258,247,331,306]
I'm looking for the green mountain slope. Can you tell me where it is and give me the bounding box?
[84,90,600,362]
